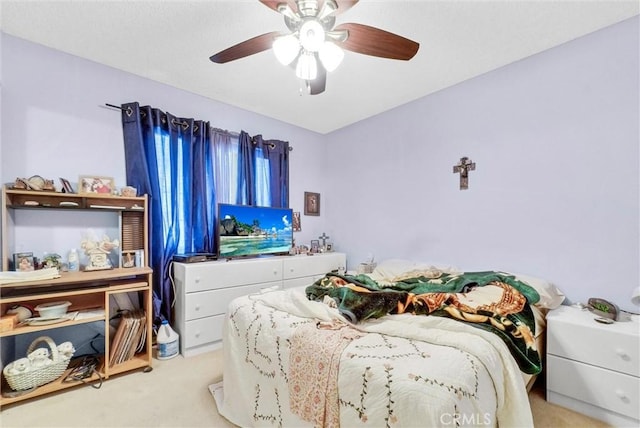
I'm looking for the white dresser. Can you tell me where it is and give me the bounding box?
[172,252,346,357]
[546,305,640,426]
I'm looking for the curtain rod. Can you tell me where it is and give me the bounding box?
[106,103,292,151]
[105,103,125,110]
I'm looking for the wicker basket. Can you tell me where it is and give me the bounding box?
[3,336,73,391]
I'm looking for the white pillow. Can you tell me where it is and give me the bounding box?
[502,271,566,309]
[369,259,461,283]
[369,260,565,309]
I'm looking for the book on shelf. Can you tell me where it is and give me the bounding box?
[109,309,146,366]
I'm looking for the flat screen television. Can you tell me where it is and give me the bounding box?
[218,204,293,259]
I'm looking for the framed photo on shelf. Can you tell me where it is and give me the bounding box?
[310,240,320,253]
[304,192,320,216]
[78,176,115,195]
[122,251,136,268]
[13,252,35,272]
[59,177,74,193]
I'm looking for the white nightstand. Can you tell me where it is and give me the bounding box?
[546,305,640,426]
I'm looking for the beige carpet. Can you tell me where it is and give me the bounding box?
[0,349,610,427]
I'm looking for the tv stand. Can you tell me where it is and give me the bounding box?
[172,252,346,357]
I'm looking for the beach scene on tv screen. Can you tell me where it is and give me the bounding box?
[219,205,293,257]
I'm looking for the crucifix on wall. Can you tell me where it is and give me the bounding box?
[453,156,476,190]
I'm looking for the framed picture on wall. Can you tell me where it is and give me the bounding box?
[79,176,115,195]
[304,192,320,216]
[292,211,301,231]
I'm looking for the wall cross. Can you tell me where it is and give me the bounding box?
[453,156,476,190]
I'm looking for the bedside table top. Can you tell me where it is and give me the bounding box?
[547,304,639,335]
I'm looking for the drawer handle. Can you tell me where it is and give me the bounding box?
[615,348,631,361]
[195,277,201,283]
[615,389,629,402]
[195,305,200,311]
[195,332,200,338]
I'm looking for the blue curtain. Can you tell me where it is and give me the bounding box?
[253,134,290,208]
[238,131,290,208]
[121,102,217,325]
[120,103,289,325]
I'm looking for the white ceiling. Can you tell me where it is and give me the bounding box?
[1,1,638,134]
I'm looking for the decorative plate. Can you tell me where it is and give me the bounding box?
[27,175,45,191]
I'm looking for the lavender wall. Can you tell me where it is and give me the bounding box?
[325,17,639,312]
[0,33,329,254]
[1,17,638,313]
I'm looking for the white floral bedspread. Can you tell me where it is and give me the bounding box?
[215,287,533,428]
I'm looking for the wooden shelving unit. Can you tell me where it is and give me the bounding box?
[0,187,153,407]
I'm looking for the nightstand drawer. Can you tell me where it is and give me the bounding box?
[547,355,640,420]
[547,309,640,377]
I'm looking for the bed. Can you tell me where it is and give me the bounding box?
[212,259,565,427]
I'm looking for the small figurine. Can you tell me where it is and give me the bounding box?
[81,232,120,271]
[42,253,62,270]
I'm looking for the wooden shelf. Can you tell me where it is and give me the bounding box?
[0,357,103,406]
[3,188,146,212]
[0,186,153,407]
[1,268,153,289]
[0,314,104,338]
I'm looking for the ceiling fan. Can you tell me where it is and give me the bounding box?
[209,0,419,95]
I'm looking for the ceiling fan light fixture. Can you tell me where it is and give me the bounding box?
[318,41,344,72]
[273,34,300,65]
[299,19,325,52]
[295,51,318,80]
[317,0,337,20]
[277,4,299,22]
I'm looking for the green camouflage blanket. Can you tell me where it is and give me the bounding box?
[306,271,542,374]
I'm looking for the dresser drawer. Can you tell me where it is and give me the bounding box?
[184,282,277,320]
[283,253,345,280]
[182,314,226,350]
[547,355,640,420]
[283,275,322,289]
[547,309,640,377]
[177,258,282,293]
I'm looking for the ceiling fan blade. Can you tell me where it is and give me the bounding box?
[210,31,282,64]
[309,63,327,95]
[333,23,419,60]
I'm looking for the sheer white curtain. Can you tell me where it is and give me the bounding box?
[211,130,240,205]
